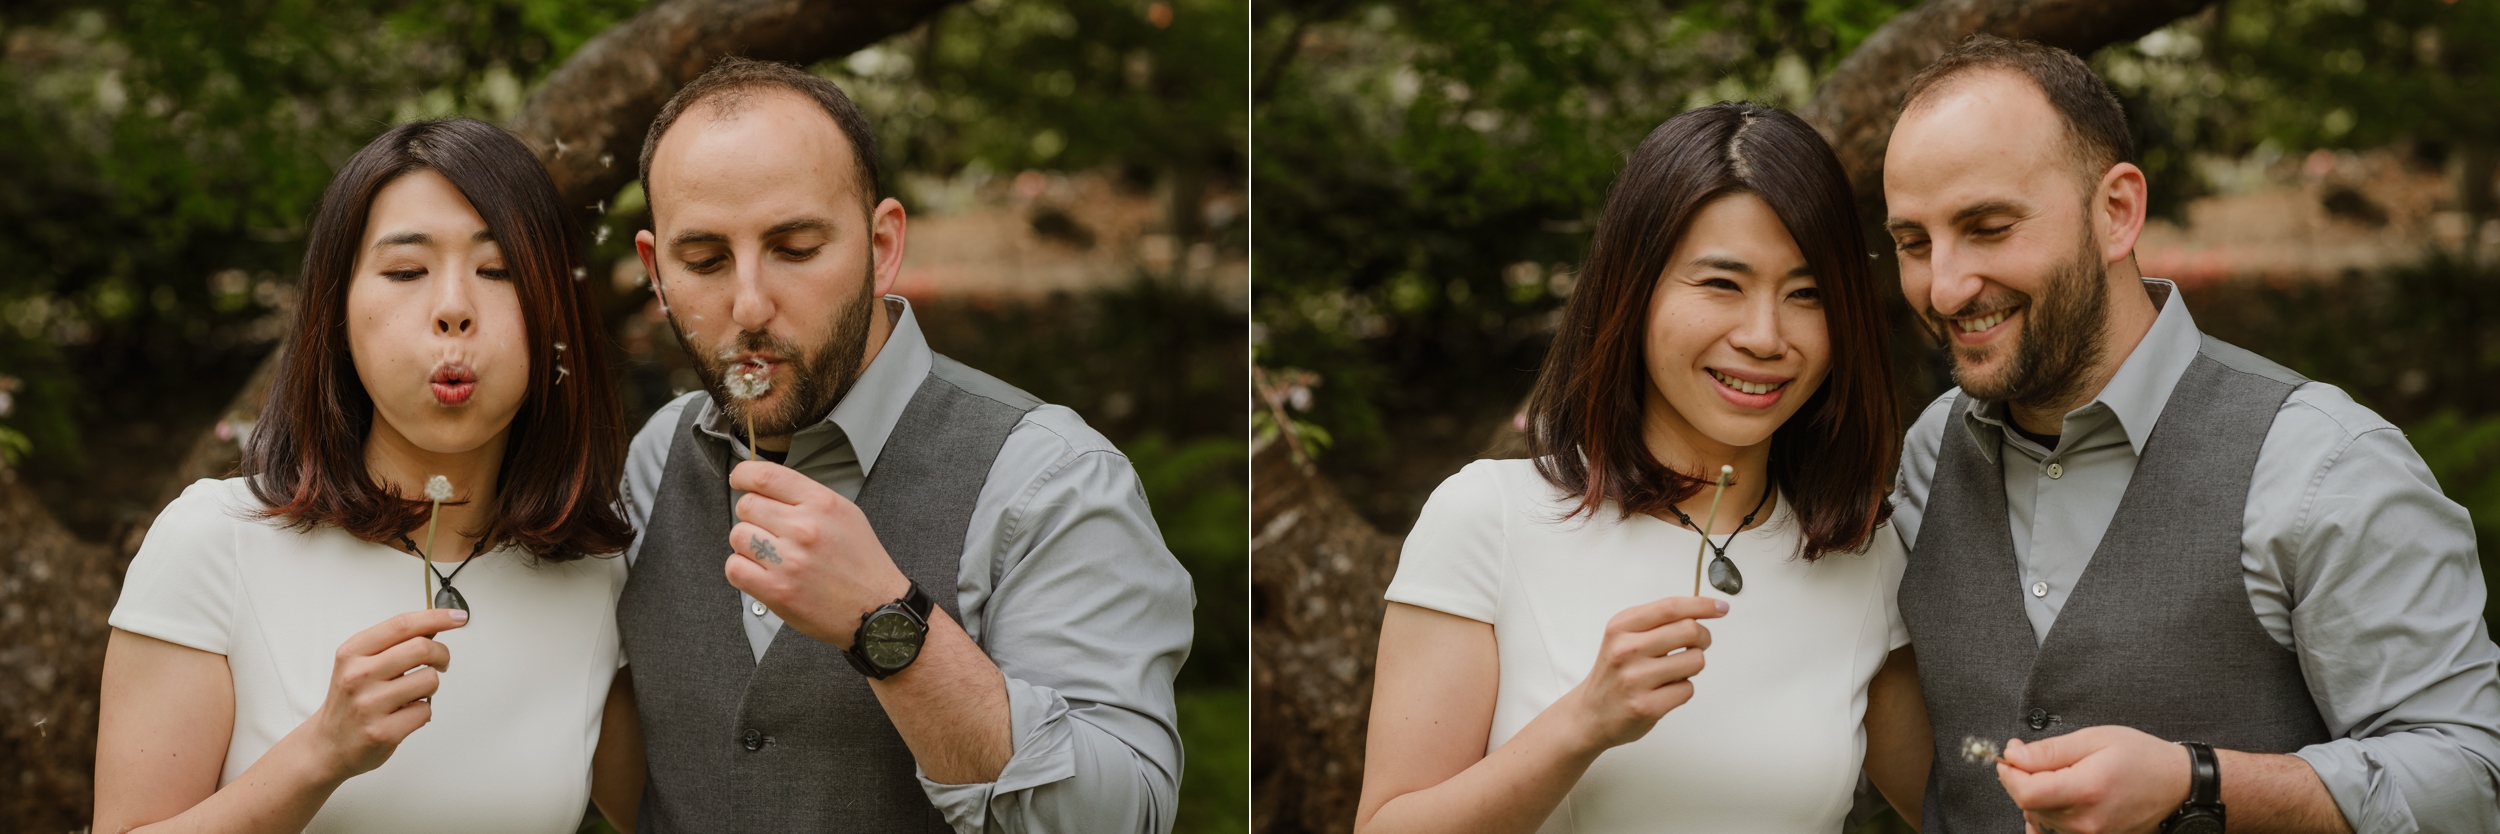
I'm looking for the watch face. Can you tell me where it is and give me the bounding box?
[2171,815,2224,834]
[863,611,923,670]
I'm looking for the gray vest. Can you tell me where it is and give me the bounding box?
[1900,336,2332,834]
[619,356,1040,833]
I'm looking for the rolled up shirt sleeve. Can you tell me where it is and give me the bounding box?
[919,413,1196,833]
[2272,422,2500,833]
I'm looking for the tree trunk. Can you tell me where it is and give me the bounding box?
[1250,440,1405,834]
[0,0,958,825]
[1799,0,2213,202]
[1249,2,2215,831]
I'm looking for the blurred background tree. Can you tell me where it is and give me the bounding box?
[1253,0,2499,831]
[0,0,1245,830]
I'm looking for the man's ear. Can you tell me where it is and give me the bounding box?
[2094,161,2149,267]
[635,228,667,308]
[870,197,908,298]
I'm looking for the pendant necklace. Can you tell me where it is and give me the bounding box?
[398,534,490,618]
[1668,479,1774,595]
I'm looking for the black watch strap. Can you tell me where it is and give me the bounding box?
[898,580,933,621]
[2162,741,2226,834]
[2184,742,2220,806]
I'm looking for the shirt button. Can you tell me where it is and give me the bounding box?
[2031,581,2049,598]
[750,600,769,617]
[2028,708,2049,730]
[2046,462,2064,479]
[742,728,764,751]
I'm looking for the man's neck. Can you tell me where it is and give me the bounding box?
[2007,271,2159,437]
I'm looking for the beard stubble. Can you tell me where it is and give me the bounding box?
[1931,230,2110,412]
[669,254,880,439]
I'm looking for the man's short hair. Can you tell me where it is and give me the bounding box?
[639,56,883,214]
[1898,34,2134,184]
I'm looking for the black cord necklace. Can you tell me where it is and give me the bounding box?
[1668,478,1774,595]
[397,534,489,617]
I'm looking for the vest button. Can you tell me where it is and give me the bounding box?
[2027,708,2049,730]
[742,728,764,751]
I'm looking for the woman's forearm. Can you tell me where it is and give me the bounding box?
[117,728,344,834]
[1358,690,1604,834]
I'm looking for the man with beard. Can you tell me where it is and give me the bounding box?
[1884,36,2500,834]
[609,57,1193,832]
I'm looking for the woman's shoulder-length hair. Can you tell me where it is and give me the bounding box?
[1525,101,1899,561]
[244,117,632,561]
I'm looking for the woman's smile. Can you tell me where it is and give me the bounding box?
[1706,366,1791,408]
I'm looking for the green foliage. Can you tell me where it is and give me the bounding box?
[0,0,634,474]
[1252,1,1906,514]
[1177,687,1250,833]
[821,0,1247,197]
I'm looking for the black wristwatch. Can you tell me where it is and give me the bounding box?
[2162,741,2226,834]
[844,581,932,680]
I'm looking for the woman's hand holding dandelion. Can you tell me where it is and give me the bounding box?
[297,608,466,782]
[1558,595,1728,752]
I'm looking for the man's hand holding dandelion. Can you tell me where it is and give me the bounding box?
[724,459,912,653]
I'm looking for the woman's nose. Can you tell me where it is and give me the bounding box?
[435,313,472,335]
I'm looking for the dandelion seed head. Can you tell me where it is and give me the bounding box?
[1959,735,2001,764]
[726,370,773,400]
[424,475,452,502]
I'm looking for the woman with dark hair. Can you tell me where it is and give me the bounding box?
[1355,103,1932,832]
[93,118,644,832]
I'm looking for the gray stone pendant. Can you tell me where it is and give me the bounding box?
[1708,555,1744,595]
[433,584,469,615]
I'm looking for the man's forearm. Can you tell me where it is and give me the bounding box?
[2220,751,2350,834]
[869,608,1014,785]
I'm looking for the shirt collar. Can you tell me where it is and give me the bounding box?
[1958,277,2201,460]
[693,295,933,478]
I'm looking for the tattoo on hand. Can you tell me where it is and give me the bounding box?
[750,534,781,564]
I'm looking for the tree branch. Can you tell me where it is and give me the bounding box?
[1799,0,2214,201]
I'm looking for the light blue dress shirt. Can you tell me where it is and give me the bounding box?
[621,297,1196,833]
[1895,279,2500,833]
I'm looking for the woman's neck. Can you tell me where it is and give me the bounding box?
[1640,400,1775,534]
[364,418,508,562]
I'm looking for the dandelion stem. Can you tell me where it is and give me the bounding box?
[1693,465,1732,597]
[745,408,757,463]
[421,500,439,610]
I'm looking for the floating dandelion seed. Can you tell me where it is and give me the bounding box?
[594,226,611,245]
[553,341,568,352]
[725,369,772,462]
[553,137,571,156]
[593,199,607,215]
[572,266,588,281]
[598,152,613,168]
[1960,736,2002,765]
[556,365,571,384]
[421,475,451,610]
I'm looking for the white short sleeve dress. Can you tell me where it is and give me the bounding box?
[1386,458,1910,834]
[108,477,628,833]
